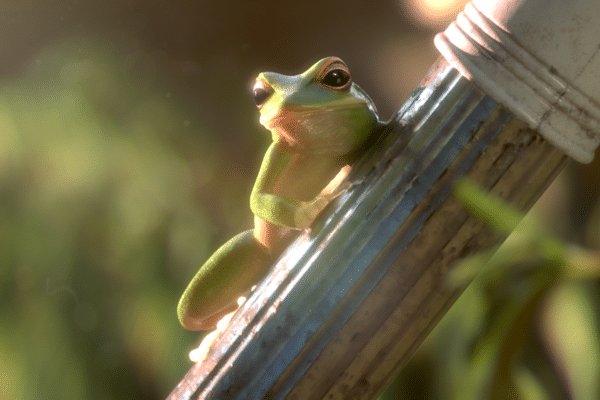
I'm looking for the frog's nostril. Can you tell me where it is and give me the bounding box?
[253,86,272,109]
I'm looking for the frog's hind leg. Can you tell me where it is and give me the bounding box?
[177,230,275,331]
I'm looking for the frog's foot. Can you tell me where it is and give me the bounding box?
[320,165,352,196]
[295,181,353,229]
[326,180,352,198]
[188,294,250,362]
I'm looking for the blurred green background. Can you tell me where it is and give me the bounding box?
[1,0,598,399]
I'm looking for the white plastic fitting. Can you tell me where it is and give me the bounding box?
[435,0,600,163]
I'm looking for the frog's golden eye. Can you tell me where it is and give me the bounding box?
[318,61,352,92]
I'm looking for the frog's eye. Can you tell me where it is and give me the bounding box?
[318,62,352,92]
[253,80,273,109]
[322,69,350,87]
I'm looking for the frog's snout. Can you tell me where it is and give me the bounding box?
[253,78,273,109]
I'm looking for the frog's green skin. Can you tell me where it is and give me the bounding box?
[178,57,383,331]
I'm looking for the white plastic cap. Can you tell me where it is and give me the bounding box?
[435,0,600,163]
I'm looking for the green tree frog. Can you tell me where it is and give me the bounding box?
[177,57,383,331]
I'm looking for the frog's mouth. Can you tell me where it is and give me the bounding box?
[261,103,349,127]
[260,102,374,155]
[261,97,368,129]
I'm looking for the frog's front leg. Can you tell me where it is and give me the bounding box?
[250,143,352,229]
[251,187,349,230]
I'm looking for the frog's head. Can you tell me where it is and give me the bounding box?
[253,57,380,155]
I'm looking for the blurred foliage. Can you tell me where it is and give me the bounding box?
[0,38,262,399]
[379,178,600,400]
